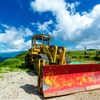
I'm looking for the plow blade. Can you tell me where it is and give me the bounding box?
[39,64,100,98]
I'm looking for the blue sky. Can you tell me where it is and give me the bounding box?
[0,0,100,53]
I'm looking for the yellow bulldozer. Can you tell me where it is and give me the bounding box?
[25,33,68,74]
[25,33,100,98]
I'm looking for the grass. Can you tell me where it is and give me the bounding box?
[66,50,100,63]
[15,51,28,61]
[0,51,31,74]
[0,75,4,78]
[0,50,100,76]
[66,50,95,57]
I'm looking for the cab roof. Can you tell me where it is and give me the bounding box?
[31,34,52,41]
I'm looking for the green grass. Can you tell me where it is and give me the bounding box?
[0,50,100,76]
[0,75,4,78]
[66,50,100,63]
[0,51,31,74]
[15,51,28,61]
[66,50,95,57]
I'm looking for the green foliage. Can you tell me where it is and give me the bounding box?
[15,51,28,61]
[0,51,31,74]
[1,58,21,66]
[0,50,100,74]
[66,50,100,63]
[67,50,94,57]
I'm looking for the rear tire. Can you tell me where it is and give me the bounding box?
[25,54,33,69]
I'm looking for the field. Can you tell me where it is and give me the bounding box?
[0,50,100,100]
[0,51,30,74]
[0,50,100,74]
[66,50,100,63]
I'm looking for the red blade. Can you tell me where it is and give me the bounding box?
[41,64,100,98]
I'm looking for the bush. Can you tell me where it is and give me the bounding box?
[0,51,31,73]
[0,57,31,73]
[15,51,28,61]
[1,58,21,67]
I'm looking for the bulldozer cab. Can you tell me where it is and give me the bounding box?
[31,34,52,46]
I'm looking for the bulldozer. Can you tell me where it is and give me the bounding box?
[25,33,100,98]
[25,33,68,74]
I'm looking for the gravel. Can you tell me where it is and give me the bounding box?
[0,71,100,100]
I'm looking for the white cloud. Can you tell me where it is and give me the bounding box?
[37,20,53,32]
[89,4,100,19]
[0,48,21,53]
[1,24,10,28]
[76,44,83,49]
[31,20,53,33]
[0,24,33,52]
[31,22,35,25]
[75,44,100,50]
[30,0,100,50]
[30,0,66,14]
[67,2,80,15]
[24,27,33,36]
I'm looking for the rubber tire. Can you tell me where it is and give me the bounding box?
[34,54,49,74]
[25,54,33,69]
[35,54,49,61]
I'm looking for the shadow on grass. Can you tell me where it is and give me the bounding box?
[16,63,32,72]
[17,63,37,77]
[20,84,44,100]
[26,71,37,76]
[93,57,100,61]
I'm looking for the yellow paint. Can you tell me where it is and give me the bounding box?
[44,76,52,86]
[87,77,93,83]
[44,73,94,88]
[81,76,87,83]
[79,81,83,86]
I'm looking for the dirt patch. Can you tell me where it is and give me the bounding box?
[0,71,100,100]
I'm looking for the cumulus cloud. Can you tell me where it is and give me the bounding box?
[30,0,66,14]
[1,24,10,28]
[0,24,33,52]
[30,0,100,49]
[32,20,53,33]
[67,2,80,15]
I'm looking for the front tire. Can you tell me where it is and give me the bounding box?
[34,54,49,74]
